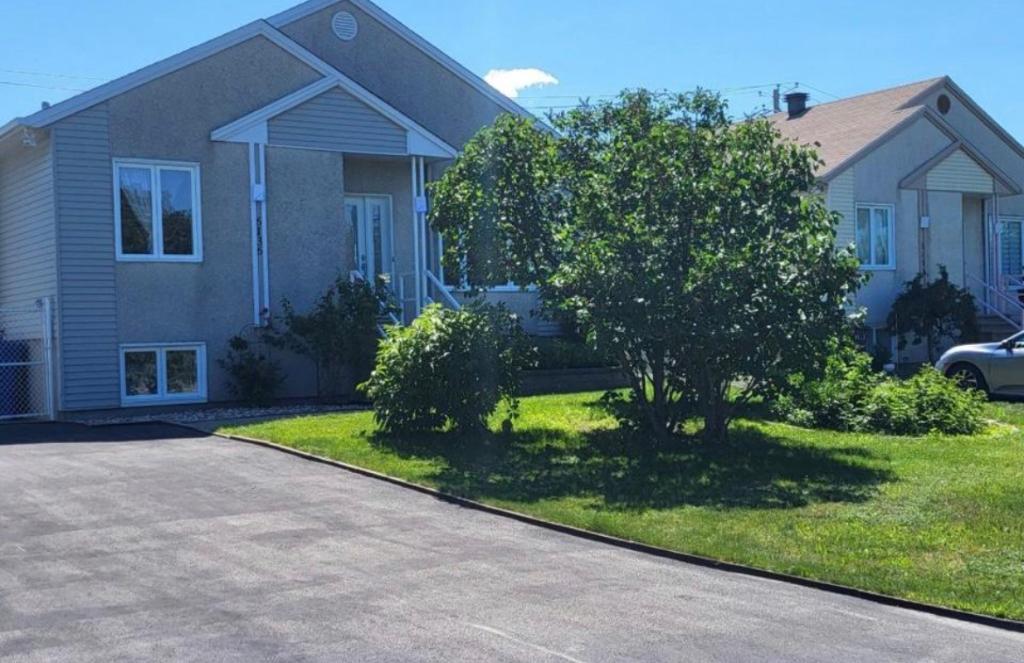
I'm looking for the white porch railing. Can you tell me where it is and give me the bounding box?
[966,273,1024,331]
[425,270,462,311]
[349,269,401,336]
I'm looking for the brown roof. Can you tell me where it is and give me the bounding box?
[767,77,946,179]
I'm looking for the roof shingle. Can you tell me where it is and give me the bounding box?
[767,77,946,179]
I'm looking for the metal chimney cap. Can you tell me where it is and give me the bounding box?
[784,92,809,118]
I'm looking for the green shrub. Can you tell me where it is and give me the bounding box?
[361,303,534,433]
[266,276,388,399]
[773,346,881,432]
[776,350,986,436]
[867,367,987,435]
[218,335,285,406]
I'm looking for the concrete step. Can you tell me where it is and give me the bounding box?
[977,315,1021,341]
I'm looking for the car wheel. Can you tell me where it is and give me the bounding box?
[947,363,989,395]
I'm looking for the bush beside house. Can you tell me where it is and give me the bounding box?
[775,347,986,435]
[361,303,533,433]
[218,334,285,406]
[266,277,386,401]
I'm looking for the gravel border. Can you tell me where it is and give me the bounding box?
[72,403,366,427]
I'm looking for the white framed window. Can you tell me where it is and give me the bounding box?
[120,343,207,406]
[113,159,202,262]
[855,203,895,270]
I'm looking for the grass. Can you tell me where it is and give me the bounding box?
[219,393,1024,620]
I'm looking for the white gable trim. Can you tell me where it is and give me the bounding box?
[0,21,340,141]
[211,76,457,158]
[268,0,536,120]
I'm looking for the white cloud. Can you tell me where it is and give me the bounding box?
[484,68,559,99]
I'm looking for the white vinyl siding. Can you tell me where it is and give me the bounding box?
[926,149,994,194]
[827,169,856,250]
[268,87,408,155]
[855,203,896,270]
[0,135,56,307]
[53,106,121,411]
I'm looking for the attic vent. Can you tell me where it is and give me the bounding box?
[332,11,359,41]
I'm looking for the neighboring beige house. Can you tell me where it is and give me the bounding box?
[770,78,1024,362]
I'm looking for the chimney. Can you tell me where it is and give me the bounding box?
[40,101,51,110]
[784,92,809,118]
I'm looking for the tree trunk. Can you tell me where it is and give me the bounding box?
[702,388,730,443]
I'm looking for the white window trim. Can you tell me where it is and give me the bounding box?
[855,203,897,271]
[120,343,208,407]
[113,158,203,263]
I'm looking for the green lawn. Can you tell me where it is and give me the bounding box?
[219,393,1024,620]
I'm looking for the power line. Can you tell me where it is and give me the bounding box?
[0,67,108,82]
[801,82,841,101]
[0,79,86,92]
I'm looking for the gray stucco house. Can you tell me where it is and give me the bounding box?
[771,78,1024,362]
[0,0,543,416]
[3,2,1024,417]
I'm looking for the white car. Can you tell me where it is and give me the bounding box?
[935,331,1024,396]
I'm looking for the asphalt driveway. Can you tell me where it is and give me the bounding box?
[2,423,1022,662]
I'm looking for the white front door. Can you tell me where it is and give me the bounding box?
[345,195,394,286]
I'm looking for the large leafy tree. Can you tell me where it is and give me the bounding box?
[430,90,862,442]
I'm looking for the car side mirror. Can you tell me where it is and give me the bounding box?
[999,340,1016,352]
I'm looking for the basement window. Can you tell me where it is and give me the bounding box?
[120,343,207,406]
[114,160,202,262]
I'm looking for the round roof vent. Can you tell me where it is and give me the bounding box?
[937,94,951,115]
[332,11,359,41]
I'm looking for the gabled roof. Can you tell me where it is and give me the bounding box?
[268,0,534,120]
[211,76,457,158]
[768,78,945,180]
[0,21,336,140]
[0,0,533,145]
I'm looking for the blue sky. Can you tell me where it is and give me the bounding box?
[2,0,1023,136]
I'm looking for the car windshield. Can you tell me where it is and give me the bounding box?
[1004,331,1024,346]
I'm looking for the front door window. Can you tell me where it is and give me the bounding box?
[346,195,393,286]
[1000,219,1023,279]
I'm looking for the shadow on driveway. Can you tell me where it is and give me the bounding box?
[0,421,208,445]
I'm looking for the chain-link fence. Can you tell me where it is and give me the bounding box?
[0,300,54,421]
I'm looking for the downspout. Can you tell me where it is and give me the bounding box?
[410,156,421,315]
[418,156,428,304]
[258,143,271,323]
[248,143,262,326]
[918,190,929,276]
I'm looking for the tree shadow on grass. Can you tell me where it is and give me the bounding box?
[368,419,894,511]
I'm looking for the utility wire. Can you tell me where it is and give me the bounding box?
[0,67,108,82]
[0,79,86,92]
[801,82,841,101]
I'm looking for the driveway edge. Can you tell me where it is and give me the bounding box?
[202,425,1024,634]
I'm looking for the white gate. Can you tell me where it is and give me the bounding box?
[0,299,54,421]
